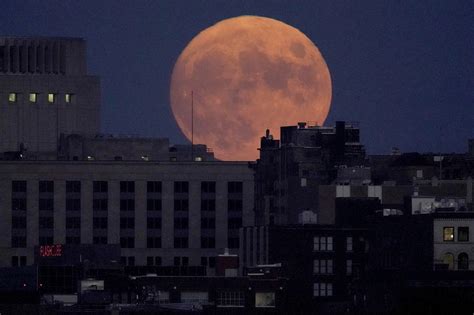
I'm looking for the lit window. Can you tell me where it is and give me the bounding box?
[8,93,17,102]
[346,236,353,252]
[313,283,333,297]
[443,227,454,242]
[458,227,469,242]
[346,260,352,275]
[29,93,37,103]
[141,155,149,161]
[65,93,73,103]
[313,236,333,251]
[314,259,333,274]
[194,156,202,161]
[87,156,95,161]
[47,93,55,103]
[255,292,275,308]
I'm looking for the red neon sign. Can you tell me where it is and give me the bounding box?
[39,244,62,257]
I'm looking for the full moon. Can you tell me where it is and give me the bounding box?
[170,16,332,161]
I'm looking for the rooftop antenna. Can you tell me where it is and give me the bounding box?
[191,90,194,161]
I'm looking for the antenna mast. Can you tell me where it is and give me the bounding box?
[191,90,194,161]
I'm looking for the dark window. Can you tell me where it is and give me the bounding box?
[147,237,161,248]
[201,199,215,211]
[182,257,189,266]
[66,199,81,211]
[147,217,161,229]
[12,181,27,193]
[12,256,19,267]
[458,227,469,242]
[120,217,135,229]
[201,181,216,193]
[174,199,188,211]
[93,217,108,229]
[120,199,135,211]
[147,181,162,193]
[147,199,162,211]
[39,237,53,246]
[66,236,80,245]
[93,236,107,244]
[174,181,189,193]
[174,257,180,266]
[174,217,188,229]
[128,257,135,266]
[201,257,208,266]
[93,181,108,193]
[66,217,80,229]
[93,199,108,211]
[19,256,27,266]
[12,198,27,211]
[39,181,54,193]
[39,217,54,229]
[120,237,135,248]
[174,237,188,248]
[458,253,469,270]
[12,216,26,229]
[228,237,240,249]
[11,236,26,248]
[39,198,54,211]
[201,217,215,229]
[147,256,154,266]
[66,181,81,193]
[228,181,243,194]
[228,218,242,229]
[120,181,135,193]
[209,257,216,268]
[155,256,162,266]
[228,199,243,212]
[201,237,215,248]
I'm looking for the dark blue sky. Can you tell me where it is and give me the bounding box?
[2,0,472,154]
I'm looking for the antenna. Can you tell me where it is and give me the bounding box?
[191,90,194,161]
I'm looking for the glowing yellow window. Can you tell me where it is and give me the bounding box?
[443,227,454,241]
[48,93,55,103]
[65,93,73,103]
[8,93,17,102]
[29,93,37,103]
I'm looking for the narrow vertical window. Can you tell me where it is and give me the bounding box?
[47,93,55,103]
[29,93,37,103]
[8,93,17,102]
[65,93,73,103]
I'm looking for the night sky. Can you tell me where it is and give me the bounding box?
[1,1,472,155]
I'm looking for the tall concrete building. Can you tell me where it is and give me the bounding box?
[0,37,254,272]
[0,37,100,154]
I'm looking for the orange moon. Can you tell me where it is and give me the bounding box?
[170,15,332,161]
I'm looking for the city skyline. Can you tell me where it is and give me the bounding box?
[1,0,472,157]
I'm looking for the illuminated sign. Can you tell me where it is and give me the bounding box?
[39,244,62,257]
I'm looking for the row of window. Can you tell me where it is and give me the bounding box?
[313,236,354,252]
[443,226,469,242]
[6,92,74,104]
[442,252,470,270]
[313,259,353,275]
[11,180,243,194]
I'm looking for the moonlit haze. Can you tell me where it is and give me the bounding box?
[170,16,332,161]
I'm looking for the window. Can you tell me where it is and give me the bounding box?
[93,181,108,193]
[201,181,216,193]
[147,199,162,211]
[120,199,135,211]
[147,237,161,248]
[39,181,54,193]
[29,93,37,103]
[217,291,245,307]
[346,260,353,275]
[8,93,17,102]
[174,237,188,248]
[174,181,189,193]
[127,257,135,266]
[458,227,469,242]
[93,217,108,229]
[174,257,181,266]
[147,181,162,193]
[12,216,26,229]
[174,199,188,211]
[47,93,55,103]
[39,217,54,229]
[458,253,469,270]
[93,199,108,211]
[120,237,135,248]
[120,181,135,193]
[93,236,107,244]
[201,237,215,248]
[442,253,454,270]
[201,257,208,266]
[155,256,162,266]
[65,93,73,103]
[174,256,189,266]
[313,259,333,274]
[66,217,80,229]
[66,236,80,245]
[314,236,333,251]
[12,236,26,248]
[209,257,216,268]
[174,217,188,229]
[228,181,243,194]
[147,217,161,229]
[228,217,242,229]
[255,292,275,308]
[66,181,81,193]
[201,217,215,229]
[12,181,27,193]
[39,198,54,211]
[346,236,353,252]
[201,199,216,211]
[443,227,454,242]
[313,283,333,297]
[66,199,80,211]
[12,198,27,211]
[228,237,240,248]
[228,199,243,212]
[120,217,135,229]
[11,256,27,267]
[147,256,154,266]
